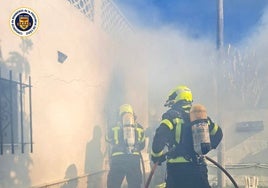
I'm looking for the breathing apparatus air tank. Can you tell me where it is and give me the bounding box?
[190,104,211,155]
[122,112,136,153]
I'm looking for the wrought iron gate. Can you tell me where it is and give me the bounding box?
[0,70,33,155]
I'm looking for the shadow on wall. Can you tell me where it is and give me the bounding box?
[104,67,126,128]
[0,112,32,188]
[0,38,33,188]
[60,164,78,188]
[84,125,104,188]
[0,154,32,188]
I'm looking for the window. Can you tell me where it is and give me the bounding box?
[0,70,33,154]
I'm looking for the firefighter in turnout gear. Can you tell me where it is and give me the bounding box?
[151,85,223,188]
[106,104,146,188]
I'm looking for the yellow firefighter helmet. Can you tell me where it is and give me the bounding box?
[164,85,193,107]
[119,104,134,116]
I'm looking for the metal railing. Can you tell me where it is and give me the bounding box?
[31,170,108,188]
[0,69,33,155]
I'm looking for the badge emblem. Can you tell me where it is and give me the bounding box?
[10,7,39,37]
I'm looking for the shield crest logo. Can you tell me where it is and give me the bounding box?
[10,7,39,37]
[18,15,31,30]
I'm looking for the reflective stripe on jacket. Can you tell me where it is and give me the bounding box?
[152,109,222,164]
[106,123,145,157]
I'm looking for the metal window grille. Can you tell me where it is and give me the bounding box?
[67,0,134,36]
[0,70,33,155]
[67,0,95,21]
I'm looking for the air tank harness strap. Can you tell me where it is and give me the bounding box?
[166,144,203,165]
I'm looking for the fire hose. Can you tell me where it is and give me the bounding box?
[205,156,239,188]
[145,161,159,188]
[145,155,239,188]
[139,151,147,188]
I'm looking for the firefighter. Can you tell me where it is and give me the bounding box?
[106,104,145,188]
[151,85,223,188]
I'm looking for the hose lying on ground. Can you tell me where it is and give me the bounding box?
[145,155,239,188]
[205,156,239,188]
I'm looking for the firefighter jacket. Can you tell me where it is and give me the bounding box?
[151,109,223,163]
[106,122,145,156]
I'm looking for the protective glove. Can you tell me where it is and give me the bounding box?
[201,143,211,155]
[131,146,140,153]
[151,154,166,165]
[133,142,142,151]
[166,144,185,159]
